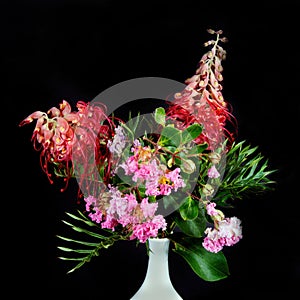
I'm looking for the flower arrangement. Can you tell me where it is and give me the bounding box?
[19,29,276,282]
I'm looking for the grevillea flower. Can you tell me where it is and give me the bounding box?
[19,99,116,191]
[166,29,237,150]
[19,100,80,186]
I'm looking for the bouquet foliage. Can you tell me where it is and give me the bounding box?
[19,29,275,281]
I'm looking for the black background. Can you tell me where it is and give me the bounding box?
[5,0,299,298]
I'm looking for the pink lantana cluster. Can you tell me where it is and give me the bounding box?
[202,202,243,253]
[83,135,187,244]
[84,187,167,243]
[119,139,186,196]
[83,132,187,244]
[207,165,220,178]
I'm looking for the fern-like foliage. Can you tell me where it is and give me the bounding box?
[214,140,277,206]
[57,210,129,273]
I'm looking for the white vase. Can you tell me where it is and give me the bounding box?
[130,237,183,300]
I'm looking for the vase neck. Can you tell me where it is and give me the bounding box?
[130,237,183,299]
[144,238,171,284]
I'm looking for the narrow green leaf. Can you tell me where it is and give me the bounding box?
[56,235,100,247]
[58,256,88,262]
[65,210,97,227]
[66,261,88,274]
[57,247,93,254]
[61,220,108,239]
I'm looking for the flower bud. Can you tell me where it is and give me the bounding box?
[182,159,196,174]
[213,209,225,222]
[202,183,214,197]
[208,152,221,164]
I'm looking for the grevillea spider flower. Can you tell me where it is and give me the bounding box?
[19,99,116,192]
[166,29,237,150]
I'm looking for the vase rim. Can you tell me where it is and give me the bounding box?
[149,237,169,242]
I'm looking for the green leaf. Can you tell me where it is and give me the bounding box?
[58,256,89,262]
[214,140,277,204]
[159,126,182,147]
[61,220,107,239]
[164,145,177,153]
[173,212,206,238]
[179,196,198,220]
[162,194,184,212]
[56,235,100,247]
[57,247,93,254]
[56,210,130,274]
[154,107,166,126]
[173,237,230,281]
[65,211,99,227]
[181,123,203,144]
[189,143,208,155]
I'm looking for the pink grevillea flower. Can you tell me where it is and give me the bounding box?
[202,216,243,253]
[207,165,220,178]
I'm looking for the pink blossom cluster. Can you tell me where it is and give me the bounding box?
[84,187,167,243]
[108,125,127,156]
[202,202,242,253]
[119,140,186,196]
[207,165,220,178]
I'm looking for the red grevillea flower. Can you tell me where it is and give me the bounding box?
[71,101,118,195]
[19,99,116,192]
[19,100,79,184]
[166,29,237,150]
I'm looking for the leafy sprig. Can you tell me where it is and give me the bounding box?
[57,210,129,273]
[214,140,276,206]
